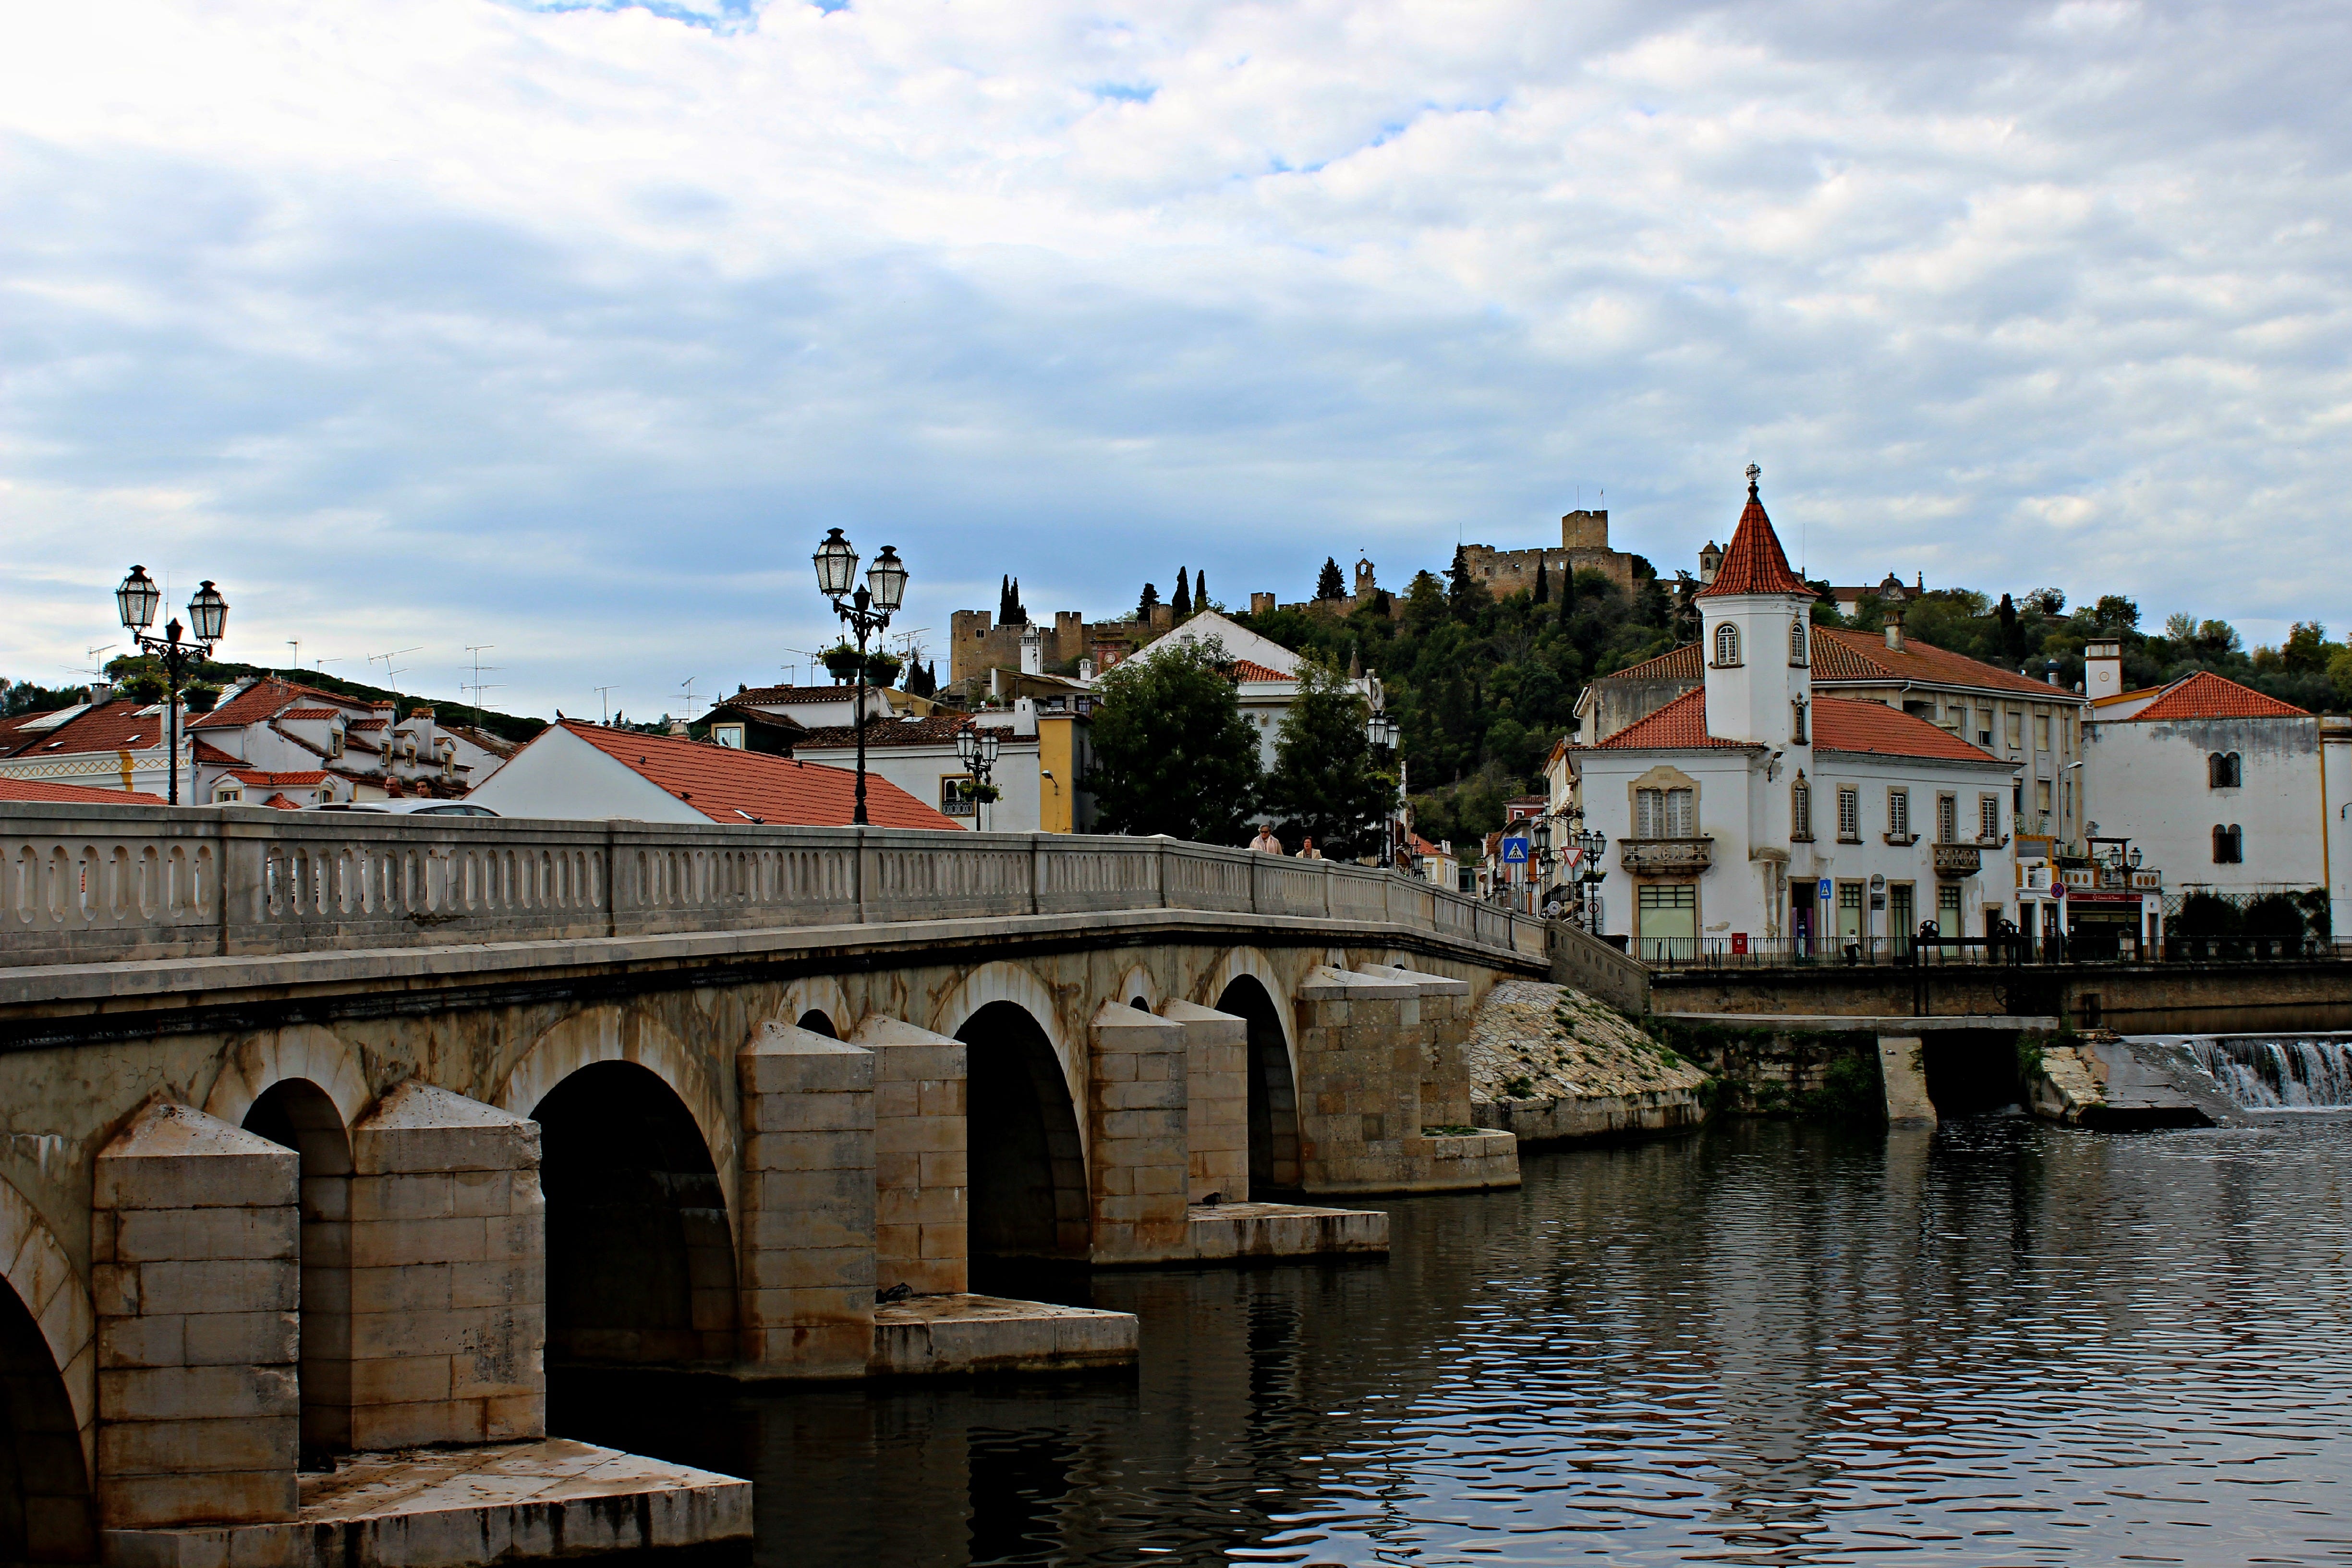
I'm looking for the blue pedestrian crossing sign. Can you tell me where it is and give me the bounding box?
[1502,837,1531,864]
[1817,878,1833,901]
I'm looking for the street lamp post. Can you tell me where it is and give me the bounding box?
[1529,815,1553,915]
[1575,826,1607,931]
[114,566,228,806]
[955,723,1001,832]
[812,530,909,828]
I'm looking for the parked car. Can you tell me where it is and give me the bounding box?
[302,801,500,817]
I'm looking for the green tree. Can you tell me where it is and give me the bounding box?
[1136,582,1160,620]
[2093,594,2140,630]
[1315,557,1346,601]
[1262,656,1396,858]
[1171,568,1192,620]
[1085,638,1262,842]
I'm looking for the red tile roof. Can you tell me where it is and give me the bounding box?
[1230,659,1290,682]
[190,679,365,730]
[228,770,332,786]
[1812,698,2002,762]
[730,684,870,706]
[1811,627,2063,697]
[278,707,343,722]
[1696,483,1812,599]
[0,777,165,805]
[1587,689,2004,763]
[793,715,980,750]
[1601,644,1703,682]
[193,739,243,765]
[557,721,959,830]
[0,700,170,758]
[2128,670,2309,721]
[1586,689,1757,750]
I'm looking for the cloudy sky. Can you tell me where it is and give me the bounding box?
[4,0,2347,717]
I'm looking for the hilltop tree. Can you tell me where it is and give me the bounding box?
[1085,639,1262,842]
[1194,569,1210,611]
[1533,555,1549,606]
[1172,567,1192,620]
[1263,657,1397,859]
[1315,557,1346,601]
[1137,582,1160,621]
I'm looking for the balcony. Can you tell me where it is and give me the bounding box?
[1932,842,1981,877]
[1620,838,1713,875]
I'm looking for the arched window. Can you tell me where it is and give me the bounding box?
[1788,618,1808,666]
[2207,752,2242,789]
[2212,824,2243,863]
[1790,776,1813,840]
[1713,622,1742,667]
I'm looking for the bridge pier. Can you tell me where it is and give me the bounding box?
[1085,1005,1192,1264]
[1295,968,1518,1194]
[735,1023,876,1379]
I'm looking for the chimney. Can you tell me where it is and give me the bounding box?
[1878,572,1908,653]
[1020,624,1044,676]
[2085,640,2122,703]
[1078,657,1095,682]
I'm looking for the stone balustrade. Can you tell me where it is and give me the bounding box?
[0,802,1543,968]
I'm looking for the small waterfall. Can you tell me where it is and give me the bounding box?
[2185,1036,2352,1111]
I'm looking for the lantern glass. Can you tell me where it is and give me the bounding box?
[117,565,160,632]
[813,528,859,597]
[956,729,977,766]
[979,728,1001,766]
[187,581,229,645]
[1531,817,1552,852]
[866,545,908,612]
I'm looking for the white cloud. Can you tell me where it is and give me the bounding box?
[3,0,2350,714]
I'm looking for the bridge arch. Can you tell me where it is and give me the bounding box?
[201,1025,372,1134]
[779,976,855,1042]
[0,1179,94,1562]
[930,962,1083,1153]
[955,1000,1090,1276]
[1205,949,1304,1197]
[1112,963,1160,1013]
[496,1005,738,1223]
[237,1079,354,1452]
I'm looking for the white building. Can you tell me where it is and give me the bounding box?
[2084,654,2352,932]
[787,699,1097,834]
[1565,471,2021,960]
[1125,610,1384,775]
[464,720,959,828]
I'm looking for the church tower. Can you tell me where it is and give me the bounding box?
[1695,466,1816,750]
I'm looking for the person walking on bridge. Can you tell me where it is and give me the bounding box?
[1295,836,1324,860]
[1250,824,1283,854]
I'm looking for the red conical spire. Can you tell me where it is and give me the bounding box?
[1697,464,1812,598]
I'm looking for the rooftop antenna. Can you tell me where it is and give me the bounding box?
[371,646,423,692]
[675,676,700,716]
[461,645,502,724]
[78,644,116,680]
[286,639,301,674]
[592,686,617,725]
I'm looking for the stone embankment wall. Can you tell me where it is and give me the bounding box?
[1548,922,1651,1015]
[1653,960,2352,1033]
[1468,982,1705,1145]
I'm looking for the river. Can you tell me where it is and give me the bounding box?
[557,1113,2352,1566]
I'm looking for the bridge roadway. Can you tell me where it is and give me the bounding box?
[0,803,1546,1564]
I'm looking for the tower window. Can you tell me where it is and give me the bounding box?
[1788,618,1808,666]
[1713,623,1742,667]
[1791,777,1813,840]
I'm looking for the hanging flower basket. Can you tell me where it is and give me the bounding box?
[864,651,903,688]
[820,644,863,681]
[958,781,1001,804]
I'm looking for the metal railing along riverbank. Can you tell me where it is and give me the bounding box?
[1637,932,2341,969]
[0,802,1547,968]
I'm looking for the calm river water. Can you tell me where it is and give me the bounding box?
[558,1114,2352,1566]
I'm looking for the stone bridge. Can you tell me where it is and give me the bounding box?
[0,804,1547,1563]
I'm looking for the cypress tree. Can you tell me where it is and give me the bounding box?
[1195,569,1209,611]
[1316,557,1346,601]
[1534,555,1549,605]
[1172,568,1192,620]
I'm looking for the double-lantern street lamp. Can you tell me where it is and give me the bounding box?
[955,725,1002,831]
[114,565,229,806]
[812,529,909,828]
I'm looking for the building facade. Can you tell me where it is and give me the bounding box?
[2083,656,2352,927]
[1565,473,2020,960]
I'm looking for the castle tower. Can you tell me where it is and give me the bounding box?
[1354,558,1377,600]
[1695,466,1815,750]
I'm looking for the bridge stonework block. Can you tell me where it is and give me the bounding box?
[737,1024,876,1377]
[1157,1000,1249,1204]
[1294,969,1519,1194]
[1087,1006,1192,1263]
[853,1018,970,1298]
[345,1082,546,1452]
[92,1100,301,1532]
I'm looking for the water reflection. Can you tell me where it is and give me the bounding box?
[558,1116,2352,1565]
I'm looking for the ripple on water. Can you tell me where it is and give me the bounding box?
[553,1115,2352,1567]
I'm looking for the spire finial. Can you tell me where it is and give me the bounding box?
[1745,462,1761,498]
